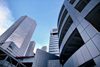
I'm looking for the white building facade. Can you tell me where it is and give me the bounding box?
[49,28,59,56]
[58,0,100,66]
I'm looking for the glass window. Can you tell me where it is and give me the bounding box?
[59,9,68,33]
[58,5,65,23]
[75,0,91,12]
[70,0,76,4]
[59,16,73,47]
[85,3,100,32]
[9,42,15,50]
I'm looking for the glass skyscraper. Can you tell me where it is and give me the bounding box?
[0,16,36,56]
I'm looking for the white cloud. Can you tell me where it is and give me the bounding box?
[0,0,14,35]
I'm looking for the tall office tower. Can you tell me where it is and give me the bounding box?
[0,16,36,56]
[41,46,47,52]
[58,0,100,67]
[25,41,35,56]
[49,28,59,56]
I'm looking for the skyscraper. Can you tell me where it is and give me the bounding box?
[58,0,100,67]
[0,16,36,56]
[25,41,35,56]
[49,28,59,56]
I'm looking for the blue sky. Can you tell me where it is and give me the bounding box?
[0,0,64,52]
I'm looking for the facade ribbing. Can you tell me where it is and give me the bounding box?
[49,28,59,56]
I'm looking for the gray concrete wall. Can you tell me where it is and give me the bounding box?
[48,60,61,67]
[33,49,59,67]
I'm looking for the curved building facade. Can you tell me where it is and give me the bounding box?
[58,0,100,67]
